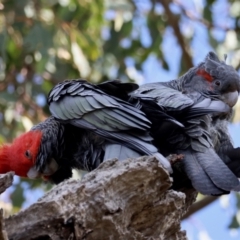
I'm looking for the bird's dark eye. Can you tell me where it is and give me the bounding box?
[25,150,32,159]
[215,80,221,86]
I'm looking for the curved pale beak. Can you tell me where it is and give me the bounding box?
[27,158,58,179]
[42,158,58,176]
[27,166,41,179]
[222,91,239,107]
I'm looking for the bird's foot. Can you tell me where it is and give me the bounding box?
[167,154,184,165]
[153,153,173,173]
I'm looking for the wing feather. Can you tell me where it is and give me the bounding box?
[47,80,166,162]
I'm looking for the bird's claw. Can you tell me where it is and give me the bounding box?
[167,154,184,165]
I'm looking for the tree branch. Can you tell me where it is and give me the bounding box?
[173,0,240,33]
[182,196,218,220]
[0,210,8,240]
[0,172,14,194]
[0,172,14,240]
[157,0,193,70]
[5,157,196,240]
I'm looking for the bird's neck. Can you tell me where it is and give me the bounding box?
[0,145,11,173]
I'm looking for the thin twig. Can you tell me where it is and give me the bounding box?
[157,0,193,70]
[173,0,237,32]
[182,195,218,220]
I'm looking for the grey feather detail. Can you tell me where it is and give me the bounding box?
[70,86,85,95]
[49,102,68,120]
[47,80,172,174]
[82,111,114,131]
[130,132,153,141]
[52,94,61,102]
[119,107,151,124]
[102,109,149,130]
[73,97,89,115]
[187,119,201,124]
[49,84,65,100]
[86,96,105,109]
[205,51,221,63]
[182,149,226,195]
[177,139,190,150]
[103,144,141,161]
[132,83,194,110]
[202,130,213,145]
[153,153,172,173]
[102,114,131,130]
[156,89,193,109]
[51,97,151,132]
[88,126,158,158]
[190,139,207,153]
[113,109,151,127]
[196,149,240,191]
[77,89,93,96]
[197,136,211,148]
[93,94,118,108]
[104,142,171,173]
[59,99,76,119]
[102,109,139,129]
[71,119,96,130]
[185,127,203,138]
[77,96,94,112]
[66,82,81,93]
[168,134,185,144]
[206,100,230,113]
[191,98,211,108]
[189,99,230,117]
[62,97,83,118]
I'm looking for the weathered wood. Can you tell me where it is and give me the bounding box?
[0,172,14,195]
[0,209,8,240]
[5,157,196,240]
[0,172,14,240]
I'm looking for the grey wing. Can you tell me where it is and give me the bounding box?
[49,88,151,132]
[181,149,227,195]
[132,82,230,116]
[48,80,159,157]
[131,82,194,110]
[181,148,240,194]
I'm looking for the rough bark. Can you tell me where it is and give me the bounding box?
[0,172,14,240]
[4,157,196,240]
[0,172,14,195]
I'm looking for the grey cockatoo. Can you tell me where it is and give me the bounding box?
[129,52,240,195]
[0,80,171,183]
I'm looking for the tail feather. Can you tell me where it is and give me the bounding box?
[195,149,240,191]
[103,144,142,161]
[103,143,172,173]
[182,150,227,195]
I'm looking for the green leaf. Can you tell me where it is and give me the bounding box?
[23,22,54,57]
[11,183,25,208]
[228,215,240,229]
[203,6,212,22]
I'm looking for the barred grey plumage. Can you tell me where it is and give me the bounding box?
[129,52,240,195]
[30,79,172,183]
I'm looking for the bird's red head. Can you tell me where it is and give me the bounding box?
[0,131,42,177]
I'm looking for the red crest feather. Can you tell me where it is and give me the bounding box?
[0,131,43,177]
[196,69,213,82]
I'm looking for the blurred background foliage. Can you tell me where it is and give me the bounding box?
[0,0,240,238]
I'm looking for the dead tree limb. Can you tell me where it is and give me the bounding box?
[0,172,14,195]
[157,0,193,70]
[182,196,218,220]
[5,157,196,240]
[0,172,14,240]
